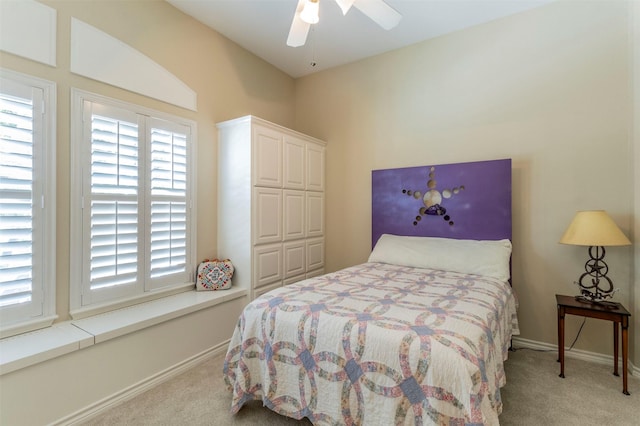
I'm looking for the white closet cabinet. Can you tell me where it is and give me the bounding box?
[217,116,326,300]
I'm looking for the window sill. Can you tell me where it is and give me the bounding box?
[0,315,59,339]
[0,288,247,376]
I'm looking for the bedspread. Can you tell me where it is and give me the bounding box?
[223,262,519,425]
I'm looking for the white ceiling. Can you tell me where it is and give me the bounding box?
[166,0,555,78]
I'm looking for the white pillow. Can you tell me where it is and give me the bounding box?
[368,234,512,282]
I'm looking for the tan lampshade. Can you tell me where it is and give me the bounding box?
[559,210,631,246]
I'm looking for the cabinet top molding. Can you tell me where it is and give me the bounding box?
[216,115,326,146]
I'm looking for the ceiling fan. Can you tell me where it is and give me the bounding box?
[287,0,402,47]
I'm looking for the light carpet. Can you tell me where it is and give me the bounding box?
[81,348,640,425]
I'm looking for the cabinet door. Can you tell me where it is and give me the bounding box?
[283,240,306,278]
[283,136,305,189]
[253,125,282,188]
[306,268,325,279]
[283,190,305,241]
[306,143,325,191]
[306,192,324,238]
[253,243,283,288]
[306,238,325,271]
[284,274,305,286]
[254,281,282,299]
[253,188,282,245]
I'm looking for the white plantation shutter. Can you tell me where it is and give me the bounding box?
[89,112,140,293]
[72,91,194,310]
[148,120,190,288]
[80,104,142,304]
[0,70,55,332]
[0,89,36,308]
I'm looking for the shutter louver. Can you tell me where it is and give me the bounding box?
[89,114,139,290]
[149,127,187,278]
[90,200,138,288]
[0,93,34,307]
[150,201,186,277]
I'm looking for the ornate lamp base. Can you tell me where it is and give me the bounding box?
[574,246,619,303]
[575,288,619,303]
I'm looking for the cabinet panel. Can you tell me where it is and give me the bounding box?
[253,243,283,288]
[253,125,282,187]
[283,136,305,189]
[306,238,325,271]
[306,268,325,279]
[253,188,282,244]
[283,240,306,278]
[283,190,305,241]
[254,281,282,298]
[306,192,324,238]
[284,274,305,286]
[306,143,325,191]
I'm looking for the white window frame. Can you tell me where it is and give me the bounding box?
[70,89,197,318]
[0,69,56,338]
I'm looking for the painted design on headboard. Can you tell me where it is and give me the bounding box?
[372,159,511,248]
[401,166,465,227]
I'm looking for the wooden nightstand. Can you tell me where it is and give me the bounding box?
[556,294,631,395]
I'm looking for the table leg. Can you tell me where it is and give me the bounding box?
[613,321,619,377]
[558,305,565,378]
[622,317,629,395]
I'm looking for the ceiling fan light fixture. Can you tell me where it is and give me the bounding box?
[287,0,401,48]
[300,0,320,24]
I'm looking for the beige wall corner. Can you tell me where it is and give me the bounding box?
[295,0,637,366]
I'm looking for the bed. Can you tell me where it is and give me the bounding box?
[223,159,519,425]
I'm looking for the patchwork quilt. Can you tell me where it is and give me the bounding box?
[223,262,519,425]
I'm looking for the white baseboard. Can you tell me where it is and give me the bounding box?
[54,340,230,426]
[512,336,640,377]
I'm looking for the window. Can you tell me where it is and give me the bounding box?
[0,69,56,336]
[70,90,195,315]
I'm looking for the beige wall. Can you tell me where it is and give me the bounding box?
[1,1,294,423]
[1,298,246,425]
[0,0,296,323]
[295,0,638,366]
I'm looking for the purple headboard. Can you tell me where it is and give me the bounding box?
[372,159,512,248]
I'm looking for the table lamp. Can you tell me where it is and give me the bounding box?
[559,210,631,302]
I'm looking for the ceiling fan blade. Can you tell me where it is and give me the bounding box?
[353,0,401,30]
[287,0,311,47]
[334,0,355,15]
